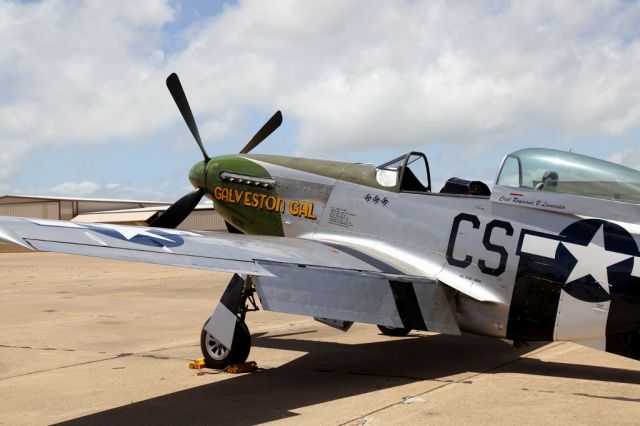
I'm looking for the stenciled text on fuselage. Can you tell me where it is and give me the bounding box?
[212,186,317,219]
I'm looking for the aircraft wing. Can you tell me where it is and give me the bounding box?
[0,216,460,335]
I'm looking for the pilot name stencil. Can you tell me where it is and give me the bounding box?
[499,194,567,211]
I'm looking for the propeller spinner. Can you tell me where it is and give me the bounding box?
[150,73,282,229]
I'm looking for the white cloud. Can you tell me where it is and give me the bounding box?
[26,180,176,201]
[172,0,640,157]
[607,147,640,170]
[97,182,173,200]
[2,0,640,193]
[0,0,175,162]
[50,180,100,196]
[0,139,30,181]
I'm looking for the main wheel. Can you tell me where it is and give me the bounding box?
[377,325,411,336]
[200,319,251,369]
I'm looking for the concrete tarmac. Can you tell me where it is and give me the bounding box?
[1,252,639,425]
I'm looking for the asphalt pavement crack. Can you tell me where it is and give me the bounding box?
[520,388,640,403]
[0,356,121,381]
[0,343,75,352]
[0,343,200,381]
[573,392,640,402]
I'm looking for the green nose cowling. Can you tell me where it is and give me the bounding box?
[189,160,207,190]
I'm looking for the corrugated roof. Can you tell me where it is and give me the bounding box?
[72,211,157,223]
[0,194,172,205]
[93,204,215,214]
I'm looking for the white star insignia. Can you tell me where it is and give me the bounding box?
[562,225,638,291]
[89,223,175,243]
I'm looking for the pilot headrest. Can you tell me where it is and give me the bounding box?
[543,171,558,184]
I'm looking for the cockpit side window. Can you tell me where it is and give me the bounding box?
[496,156,521,187]
[401,153,430,192]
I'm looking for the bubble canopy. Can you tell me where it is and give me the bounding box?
[496,148,640,204]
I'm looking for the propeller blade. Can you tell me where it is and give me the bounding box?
[149,188,205,229]
[239,110,283,154]
[166,73,210,161]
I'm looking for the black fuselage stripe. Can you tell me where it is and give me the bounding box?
[319,242,404,274]
[389,281,428,331]
[319,242,428,331]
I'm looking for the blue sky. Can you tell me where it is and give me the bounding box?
[1,0,640,201]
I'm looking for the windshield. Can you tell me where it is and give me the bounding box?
[496,148,640,204]
[376,153,431,191]
[375,155,404,187]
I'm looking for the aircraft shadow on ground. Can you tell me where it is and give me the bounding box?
[59,332,640,426]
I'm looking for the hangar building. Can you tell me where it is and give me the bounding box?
[0,195,226,251]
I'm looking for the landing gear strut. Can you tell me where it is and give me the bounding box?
[200,274,259,369]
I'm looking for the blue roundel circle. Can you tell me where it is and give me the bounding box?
[85,225,185,248]
[557,219,639,302]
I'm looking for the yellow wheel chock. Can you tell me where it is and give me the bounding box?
[189,359,258,373]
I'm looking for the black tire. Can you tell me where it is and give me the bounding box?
[377,325,411,336]
[200,320,251,369]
